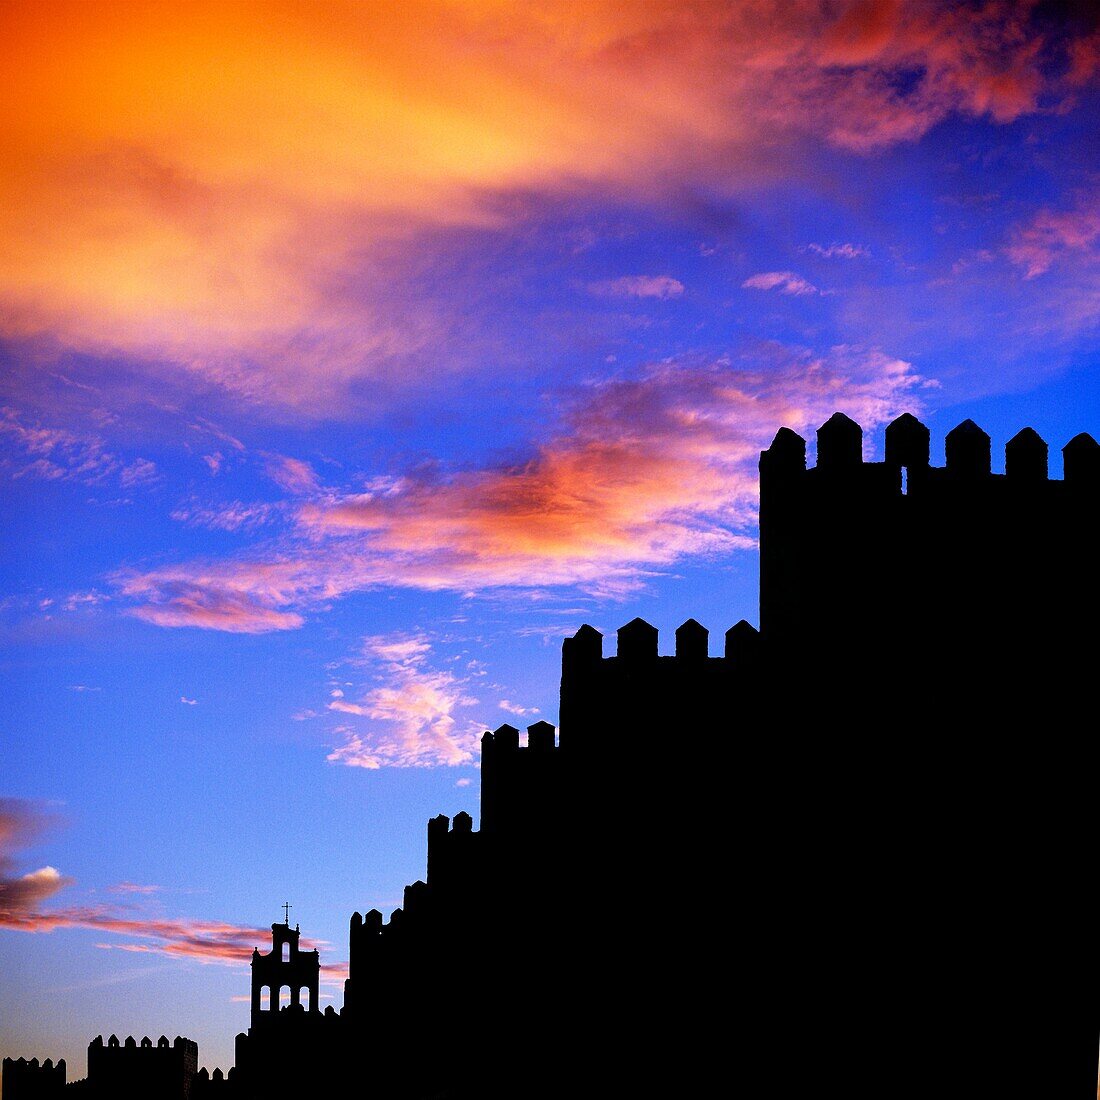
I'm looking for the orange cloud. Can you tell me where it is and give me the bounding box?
[1,1,1086,412]
[116,345,933,630]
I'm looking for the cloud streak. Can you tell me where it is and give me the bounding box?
[807,243,870,260]
[0,800,328,969]
[588,276,685,300]
[115,345,933,631]
[8,908,277,967]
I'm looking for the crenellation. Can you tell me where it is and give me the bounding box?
[562,622,603,665]
[527,721,555,752]
[616,617,658,660]
[675,618,709,660]
[945,418,992,476]
[724,619,759,661]
[1006,426,1048,481]
[761,412,1095,496]
[885,411,930,468]
[3,1054,66,1099]
[494,723,519,751]
[817,410,863,468]
[1063,432,1100,484]
[760,425,807,475]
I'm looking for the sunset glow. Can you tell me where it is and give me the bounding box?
[4,0,1099,1078]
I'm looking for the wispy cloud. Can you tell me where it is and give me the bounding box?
[326,634,479,768]
[107,882,162,895]
[499,700,539,716]
[263,454,322,497]
[180,697,197,706]
[0,407,157,488]
[1006,198,1100,279]
[62,591,108,612]
[806,243,870,260]
[170,500,279,532]
[116,346,933,630]
[742,272,819,296]
[588,276,685,300]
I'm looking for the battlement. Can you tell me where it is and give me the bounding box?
[84,1033,198,1100]
[557,617,761,748]
[192,1065,234,1096]
[758,410,1100,669]
[561,617,761,666]
[480,720,559,753]
[90,1035,197,1056]
[760,410,1100,490]
[3,1056,66,1100]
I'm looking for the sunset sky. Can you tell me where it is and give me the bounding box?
[3,0,1100,1078]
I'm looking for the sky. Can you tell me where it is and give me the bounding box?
[3,0,1100,1080]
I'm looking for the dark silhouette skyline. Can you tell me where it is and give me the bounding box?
[6,411,1097,1099]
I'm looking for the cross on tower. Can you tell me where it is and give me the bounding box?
[282,902,292,925]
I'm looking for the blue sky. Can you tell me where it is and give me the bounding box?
[3,0,1100,1078]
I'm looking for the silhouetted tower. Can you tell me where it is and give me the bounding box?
[250,915,319,1020]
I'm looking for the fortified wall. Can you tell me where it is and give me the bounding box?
[7,412,1097,1100]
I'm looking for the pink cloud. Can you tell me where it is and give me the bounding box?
[326,634,479,768]
[10,908,277,967]
[108,882,162,895]
[1007,199,1100,278]
[588,276,685,300]
[122,579,305,634]
[742,272,819,295]
[263,454,322,497]
[117,345,932,630]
